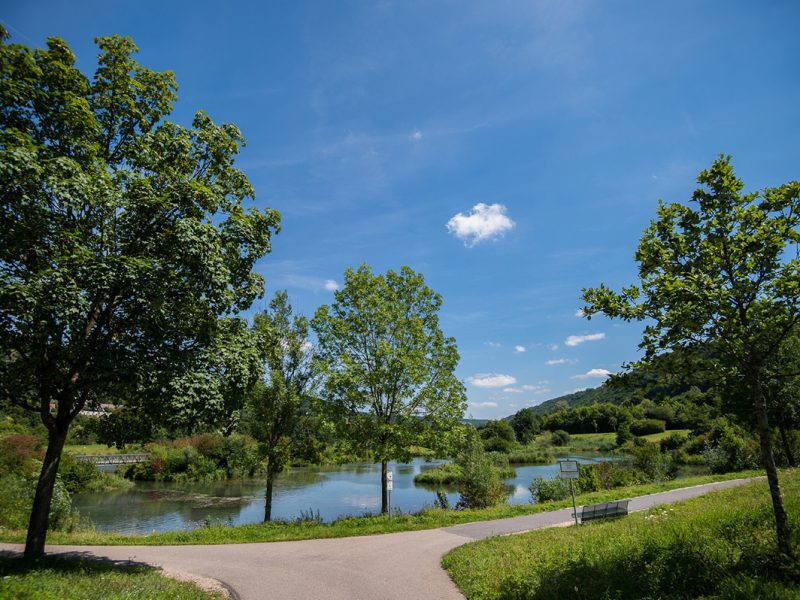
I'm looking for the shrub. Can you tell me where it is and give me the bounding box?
[630,419,666,436]
[0,435,43,477]
[551,430,571,446]
[659,431,688,452]
[529,477,570,503]
[482,436,514,453]
[630,443,676,482]
[456,433,507,509]
[702,423,759,474]
[0,474,81,531]
[616,422,634,447]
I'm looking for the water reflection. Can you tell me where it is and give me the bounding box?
[72,455,613,534]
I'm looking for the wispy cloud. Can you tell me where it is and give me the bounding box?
[572,368,612,379]
[324,279,340,291]
[514,345,526,353]
[548,343,559,351]
[546,358,577,366]
[446,203,515,246]
[565,332,606,347]
[470,401,499,409]
[410,129,423,141]
[503,384,549,394]
[467,373,517,388]
[485,341,502,348]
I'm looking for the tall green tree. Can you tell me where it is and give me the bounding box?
[311,265,467,513]
[244,291,317,522]
[0,29,279,557]
[582,156,799,559]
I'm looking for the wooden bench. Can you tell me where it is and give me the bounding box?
[577,499,630,523]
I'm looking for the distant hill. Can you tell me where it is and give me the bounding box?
[523,383,634,417]
[461,418,489,428]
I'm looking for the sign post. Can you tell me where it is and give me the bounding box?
[386,470,393,517]
[558,460,580,526]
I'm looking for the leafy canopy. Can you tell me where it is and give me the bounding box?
[311,264,467,461]
[0,27,280,427]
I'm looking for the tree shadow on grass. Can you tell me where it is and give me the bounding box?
[0,549,158,577]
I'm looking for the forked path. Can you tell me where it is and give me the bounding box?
[1,477,762,600]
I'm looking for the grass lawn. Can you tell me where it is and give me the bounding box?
[0,471,761,547]
[0,555,225,600]
[63,443,122,455]
[442,469,799,600]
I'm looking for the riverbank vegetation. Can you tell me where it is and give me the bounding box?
[0,555,226,599]
[443,470,800,600]
[0,471,761,546]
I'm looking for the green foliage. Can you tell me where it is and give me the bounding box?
[582,155,800,555]
[702,422,760,474]
[57,455,131,493]
[312,264,467,510]
[443,472,800,600]
[541,403,631,434]
[616,422,634,446]
[550,430,571,446]
[630,418,666,435]
[0,434,43,477]
[528,477,570,503]
[505,447,553,464]
[629,443,677,481]
[0,28,279,553]
[0,475,80,531]
[509,408,540,444]
[455,432,507,509]
[125,434,260,482]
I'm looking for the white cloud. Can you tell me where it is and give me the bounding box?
[410,129,423,141]
[545,358,577,366]
[503,387,523,393]
[514,345,526,353]
[470,401,498,409]
[572,368,613,380]
[548,343,559,351]
[324,279,340,291]
[466,373,517,388]
[446,203,515,246]
[565,332,606,347]
[575,309,586,318]
[509,403,517,408]
[485,341,502,348]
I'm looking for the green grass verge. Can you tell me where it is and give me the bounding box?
[0,555,225,599]
[442,469,799,600]
[0,471,762,547]
[63,443,122,455]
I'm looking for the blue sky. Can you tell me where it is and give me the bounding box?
[4,1,799,418]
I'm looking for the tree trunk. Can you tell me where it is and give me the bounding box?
[264,469,275,522]
[24,425,69,558]
[778,425,796,468]
[380,459,388,514]
[752,377,796,559]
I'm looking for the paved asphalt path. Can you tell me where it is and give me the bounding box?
[1,477,762,600]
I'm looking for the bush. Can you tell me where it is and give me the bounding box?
[630,419,666,436]
[616,422,634,447]
[0,435,43,477]
[702,423,759,474]
[0,474,81,531]
[529,477,570,503]
[456,433,507,509]
[551,430,571,446]
[659,431,688,452]
[630,443,676,482]
[482,436,514,453]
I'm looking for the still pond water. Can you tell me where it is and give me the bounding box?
[73,455,613,534]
